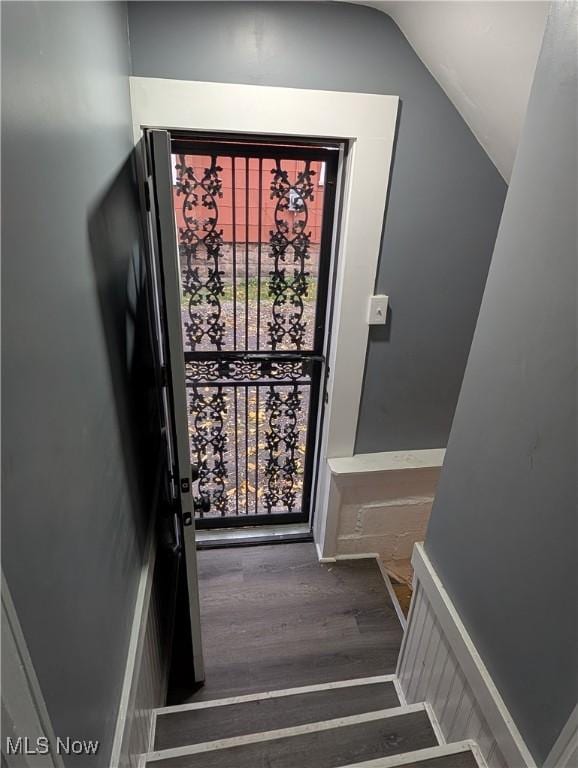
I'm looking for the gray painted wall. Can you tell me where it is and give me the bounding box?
[127,1,507,453]
[425,4,577,763]
[2,3,149,765]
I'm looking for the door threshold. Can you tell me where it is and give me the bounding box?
[196,524,313,550]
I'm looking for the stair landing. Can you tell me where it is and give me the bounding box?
[151,545,484,767]
[173,543,403,703]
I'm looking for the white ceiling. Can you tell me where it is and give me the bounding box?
[348,1,548,181]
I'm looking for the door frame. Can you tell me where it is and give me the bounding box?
[129,78,399,558]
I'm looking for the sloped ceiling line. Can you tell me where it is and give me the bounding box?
[344,1,548,181]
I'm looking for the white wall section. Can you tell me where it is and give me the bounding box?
[324,450,444,559]
[349,1,548,180]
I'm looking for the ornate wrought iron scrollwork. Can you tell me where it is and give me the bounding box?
[189,386,228,515]
[185,358,308,385]
[270,360,306,380]
[228,360,262,381]
[267,161,316,350]
[175,144,333,525]
[263,385,302,512]
[185,360,221,383]
[175,155,226,350]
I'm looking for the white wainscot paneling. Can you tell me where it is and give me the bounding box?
[111,532,169,768]
[327,450,444,560]
[124,563,166,768]
[397,544,537,768]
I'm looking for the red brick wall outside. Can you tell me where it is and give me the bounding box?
[172,155,326,246]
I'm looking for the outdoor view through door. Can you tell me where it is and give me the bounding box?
[170,136,339,528]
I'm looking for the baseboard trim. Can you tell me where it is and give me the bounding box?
[424,702,446,746]
[316,539,336,562]
[397,543,536,768]
[110,515,163,768]
[375,558,408,632]
[316,547,379,564]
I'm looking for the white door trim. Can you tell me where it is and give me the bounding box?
[129,77,399,556]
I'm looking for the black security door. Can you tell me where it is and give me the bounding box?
[145,129,205,682]
[169,135,338,528]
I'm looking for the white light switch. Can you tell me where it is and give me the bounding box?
[367,294,389,325]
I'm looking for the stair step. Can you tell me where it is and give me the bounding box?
[155,677,400,750]
[146,705,437,768]
[334,741,482,767]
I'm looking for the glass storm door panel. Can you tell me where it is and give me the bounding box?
[170,136,339,528]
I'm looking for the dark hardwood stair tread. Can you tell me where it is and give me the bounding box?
[149,709,437,768]
[155,680,400,750]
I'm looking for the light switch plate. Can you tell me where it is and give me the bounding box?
[367,294,389,325]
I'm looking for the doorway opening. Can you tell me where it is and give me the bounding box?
[169,134,340,530]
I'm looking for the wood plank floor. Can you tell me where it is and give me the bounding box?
[173,543,403,703]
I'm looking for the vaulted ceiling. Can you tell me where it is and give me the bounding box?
[346,1,548,181]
